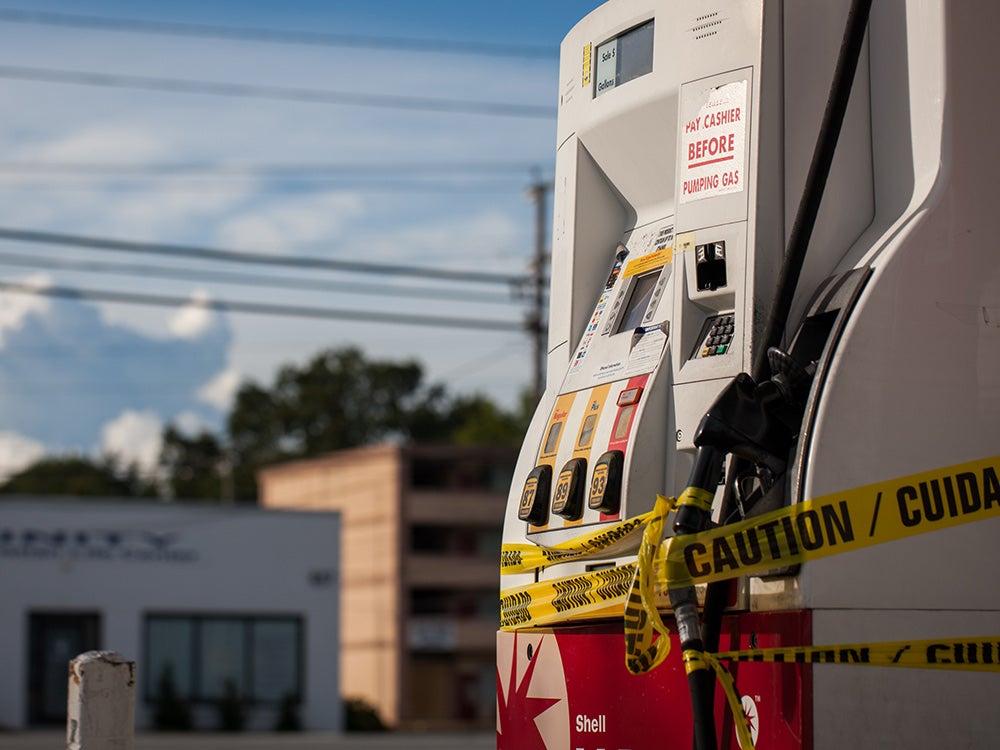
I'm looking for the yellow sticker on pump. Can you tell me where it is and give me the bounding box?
[623,247,672,278]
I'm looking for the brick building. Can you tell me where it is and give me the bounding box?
[258,443,513,729]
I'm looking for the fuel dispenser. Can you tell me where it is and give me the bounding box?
[498,1,1000,748]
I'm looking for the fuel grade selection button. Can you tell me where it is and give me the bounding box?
[552,458,587,521]
[518,465,552,525]
[589,450,624,514]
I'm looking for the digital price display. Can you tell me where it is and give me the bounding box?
[595,20,654,97]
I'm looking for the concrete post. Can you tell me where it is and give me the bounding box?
[67,651,136,750]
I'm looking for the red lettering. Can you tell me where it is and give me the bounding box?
[688,134,736,163]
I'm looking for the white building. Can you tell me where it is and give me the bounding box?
[0,498,340,731]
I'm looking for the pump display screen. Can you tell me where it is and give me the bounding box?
[615,272,659,333]
[595,20,654,96]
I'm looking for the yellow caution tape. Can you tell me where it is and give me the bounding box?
[499,562,639,629]
[500,504,664,575]
[501,454,1000,629]
[661,454,1000,589]
[621,455,1000,679]
[717,635,1000,671]
[676,485,715,514]
[624,495,675,674]
[499,455,1000,747]
[498,497,675,631]
[682,649,756,750]
[705,634,1000,749]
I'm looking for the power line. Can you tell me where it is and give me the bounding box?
[0,226,528,286]
[436,337,527,381]
[0,178,538,196]
[0,251,522,305]
[0,279,523,332]
[0,161,550,195]
[0,179,537,196]
[0,7,558,60]
[0,64,557,119]
[0,160,542,176]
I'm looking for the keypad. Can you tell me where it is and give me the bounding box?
[699,314,735,358]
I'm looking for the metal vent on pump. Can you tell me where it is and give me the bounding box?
[688,10,729,41]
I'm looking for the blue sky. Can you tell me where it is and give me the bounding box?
[0,1,604,478]
[37,1,599,41]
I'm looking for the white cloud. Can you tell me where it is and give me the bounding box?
[174,410,212,437]
[25,124,165,163]
[0,431,45,482]
[101,179,257,240]
[197,367,241,411]
[0,291,231,449]
[168,289,215,339]
[100,410,163,475]
[0,274,52,349]
[215,193,365,252]
[361,210,523,267]
[0,6,557,434]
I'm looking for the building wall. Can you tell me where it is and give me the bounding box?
[259,445,403,726]
[0,500,340,731]
[259,443,513,730]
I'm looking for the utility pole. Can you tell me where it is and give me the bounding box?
[527,175,551,405]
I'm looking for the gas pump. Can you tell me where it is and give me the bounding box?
[498,1,1000,749]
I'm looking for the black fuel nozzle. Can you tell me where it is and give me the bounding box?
[768,347,814,406]
[691,347,816,479]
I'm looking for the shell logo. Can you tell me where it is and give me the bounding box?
[497,633,569,750]
[741,694,760,745]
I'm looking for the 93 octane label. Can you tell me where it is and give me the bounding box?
[589,463,609,506]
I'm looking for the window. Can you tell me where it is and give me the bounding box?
[410,525,498,558]
[144,615,302,704]
[146,618,194,699]
[410,455,514,491]
[252,620,300,703]
[199,620,245,701]
[409,588,499,622]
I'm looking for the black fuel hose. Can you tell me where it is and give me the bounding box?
[752,0,874,377]
[694,0,874,745]
[672,446,724,750]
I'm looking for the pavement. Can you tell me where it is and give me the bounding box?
[0,731,495,750]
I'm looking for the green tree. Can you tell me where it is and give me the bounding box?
[229,347,430,459]
[0,456,151,497]
[158,426,227,501]
[158,346,529,501]
[424,394,529,447]
[2,348,530,503]
[226,348,444,499]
